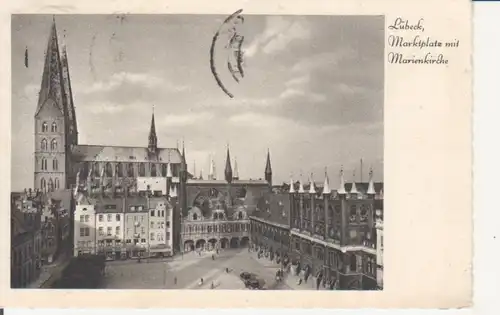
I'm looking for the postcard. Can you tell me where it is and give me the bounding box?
[0,0,472,309]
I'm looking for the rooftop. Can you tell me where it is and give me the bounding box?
[72,144,182,163]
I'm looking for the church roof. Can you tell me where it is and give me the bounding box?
[72,144,182,163]
[187,179,268,185]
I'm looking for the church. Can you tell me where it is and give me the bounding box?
[33,18,274,255]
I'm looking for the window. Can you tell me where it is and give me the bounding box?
[105,162,113,177]
[150,210,155,217]
[85,228,90,236]
[51,122,57,132]
[116,214,121,221]
[107,214,112,222]
[99,215,103,222]
[84,215,89,222]
[193,213,198,221]
[126,239,131,244]
[138,206,143,211]
[130,206,136,212]
[115,163,123,177]
[141,227,145,234]
[238,212,243,220]
[160,222,164,229]
[80,215,84,222]
[48,178,54,192]
[40,178,46,191]
[141,238,146,243]
[42,122,48,132]
[115,227,120,235]
[139,163,145,176]
[151,163,157,176]
[150,233,155,241]
[127,163,134,177]
[98,227,104,236]
[41,138,48,151]
[50,139,57,151]
[82,208,87,211]
[107,227,112,236]
[162,164,167,176]
[54,178,59,190]
[166,232,170,240]
[41,158,47,170]
[150,222,154,229]
[166,221,170,228]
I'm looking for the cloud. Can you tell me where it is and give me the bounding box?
[159,112,214,127]
[285,74,310,87]
[86,102,126,114]
[81,72,186,94]
[291,50,355,73]
[244,16,311,58]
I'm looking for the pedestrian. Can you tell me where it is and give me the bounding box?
[201,277,204,284]
[174,277,177,285]
[226,267,229,273]
[210,282,214,289]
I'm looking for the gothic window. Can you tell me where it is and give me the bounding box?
[192,213,198,221]
[41,158,47,170]
[105,162,113,177]
[115,163,123,177]
[349,205,357,222]
[151,163,157,177]
[139,163,145,176]
[238,211,243,220]
[55,178,60,190]
[161,164,167,176]
[42,122,48,132]
[50,139,57,151]
[52,158,58,171]
[41,139,47,151]
[51,122,57,133]
[48,179,54,192]
[127,163,134,177]
[40,178,46,191]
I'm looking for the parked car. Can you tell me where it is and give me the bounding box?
[245,278,261,289]
[239,272,256,281]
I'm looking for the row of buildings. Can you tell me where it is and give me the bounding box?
[10,189,72,288]
[249,170,384,290]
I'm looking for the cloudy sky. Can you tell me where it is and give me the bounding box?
[11,14,384,191]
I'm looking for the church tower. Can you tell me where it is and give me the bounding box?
[34,18,76,192]
[148,107,158,155]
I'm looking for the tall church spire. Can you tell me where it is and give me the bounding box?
[60,42,78,145]
[224,145,233,183]
[148,106,158,153]
[265,149,272,185]
[35,17,65,117]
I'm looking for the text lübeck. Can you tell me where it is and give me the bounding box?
[388,35,441,49]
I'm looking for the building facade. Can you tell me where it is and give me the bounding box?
[249,193,291,261]
[11,195,43,288]
[288,170,383,290]
[73,203,96,256]
[179,148,272,252]
[148,197,174,256]
[375,206,384,289]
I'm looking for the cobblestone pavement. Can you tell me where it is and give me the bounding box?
[102,248,291,290]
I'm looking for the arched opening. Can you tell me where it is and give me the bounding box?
[50,139,57,151]
[238,211,243,220]
[161,164,167,177]
[208,238,218,251]
[220,238,229,249]
[192,213,198,221]
[51,122,57,132]
[48,178,54,192]
[195,239,206,250]
[54,178,60,190]
[184,240,194,252]
[93,163,100,177]
[230,237,239,249]
[41,139,47,151]
[40,178,46,191]
[151,163,157,176]
[52,158,58,171]
[41,158,47,170]
[240,236,249,248]
[42,122,48,132]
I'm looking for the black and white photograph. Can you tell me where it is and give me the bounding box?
[10,13,384,291]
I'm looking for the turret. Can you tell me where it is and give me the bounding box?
[224,146,233,183]
[337,166,347,196]
[264,149,272,186]
[367,168,376,198]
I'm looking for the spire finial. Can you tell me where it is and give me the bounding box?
[338,165,346,195]
[367,166,376,195]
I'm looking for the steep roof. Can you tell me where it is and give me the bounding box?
[35,18,66,117]
[251,193,290,228]
[72,145,182,163]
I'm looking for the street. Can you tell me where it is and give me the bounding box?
[102,248,291,290]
